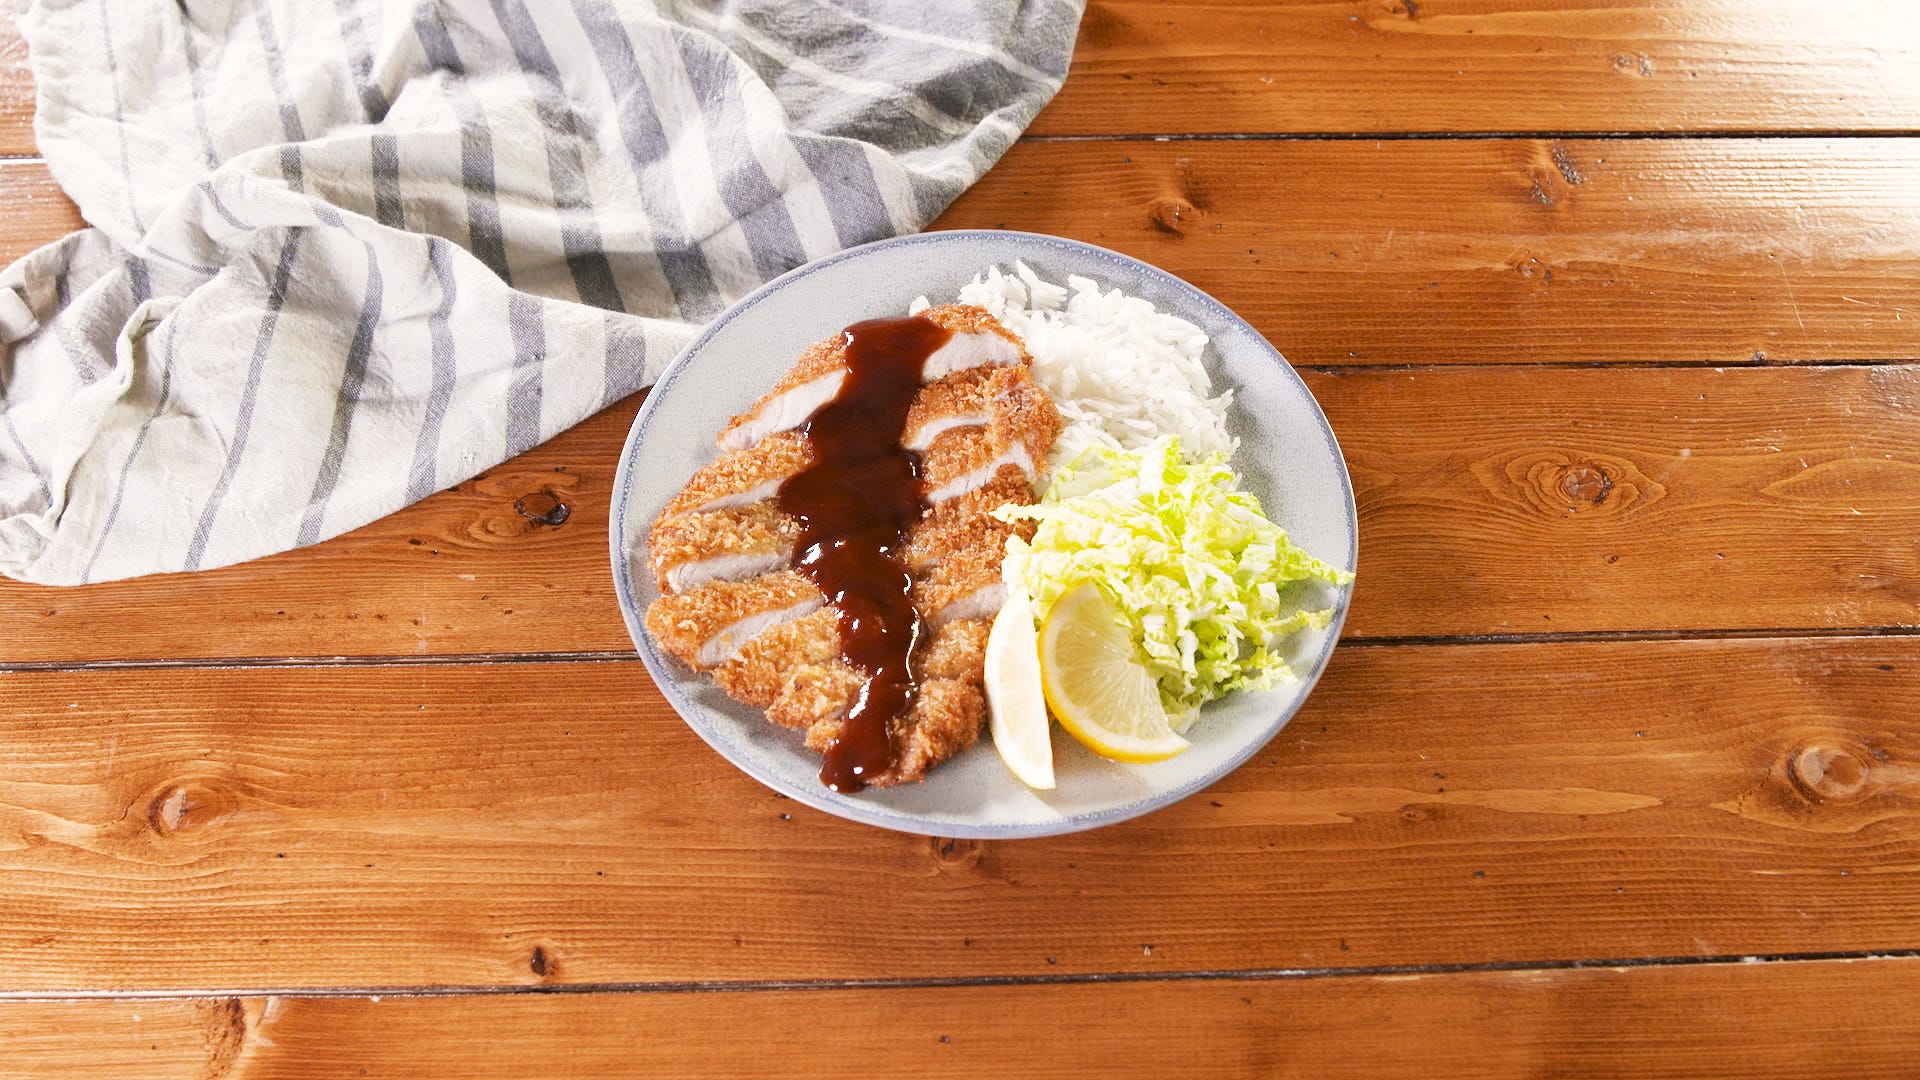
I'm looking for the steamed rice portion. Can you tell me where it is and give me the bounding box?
[911,263,1235,472]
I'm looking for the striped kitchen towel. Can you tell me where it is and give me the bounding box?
[0,0,1083,585]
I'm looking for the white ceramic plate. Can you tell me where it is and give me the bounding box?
[610,231,1356,838]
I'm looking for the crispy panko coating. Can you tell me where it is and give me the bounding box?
[648,503,800,593]
[661,433,814,519]
[922,618,990,682]
[800,671,988,786]
[644,305,1060,787]
[712,607,841,708]
[904,364,1059,455]
[644,571,822,670]
[718,305,1030,451]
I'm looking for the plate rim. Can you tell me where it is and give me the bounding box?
[608,229,1357,838]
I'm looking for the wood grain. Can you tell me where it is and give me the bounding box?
[1037,0,1920,136]
[1324,363,1920,636]
[3,2,1919,158]
[4,363,1915,662]
[0,7,29,158]
[948,137,1920,365]
[8,957,1920,1079]
[1,137,1917,366]
[0,397,641,663]
[1,635,1916,990]
[0,158,76,261]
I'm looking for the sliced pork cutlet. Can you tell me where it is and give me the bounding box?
[658,432,813,520]
[913,536,1011,630]
[650,366,1055,595]
[917,367,1062,506]
[712,570,994,716]
[648,503,801,595]
[644,303,1061,789]
[711,606,841,709]
[900,472,1036,573]
[903,363,1057,456]
[716,304,1030,452]
[780,618,994,786]
[644,570,823,671]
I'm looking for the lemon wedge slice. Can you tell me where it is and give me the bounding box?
[984,586,1055,789]
[1037,582,1189,763]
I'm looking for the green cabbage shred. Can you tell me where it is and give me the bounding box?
[995,436,1353,729]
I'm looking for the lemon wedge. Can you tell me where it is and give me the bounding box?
[984,586,1055,789]
[1037,582,1189,763]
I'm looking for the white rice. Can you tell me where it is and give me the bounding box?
[911,262,1235,471]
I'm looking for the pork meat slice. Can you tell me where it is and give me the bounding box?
[716,304,1029,451]
[644,571,823,670]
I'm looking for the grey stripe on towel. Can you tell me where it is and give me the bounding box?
[0,0,1083,585]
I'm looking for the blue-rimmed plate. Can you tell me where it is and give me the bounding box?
[610,231,1355,838]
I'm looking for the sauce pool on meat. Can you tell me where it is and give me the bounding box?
[775,314,955,792]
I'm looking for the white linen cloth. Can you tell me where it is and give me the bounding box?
[0,0,1082,584]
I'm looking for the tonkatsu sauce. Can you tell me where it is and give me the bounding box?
[775,316,951,792]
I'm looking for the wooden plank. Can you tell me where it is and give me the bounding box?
[8,957,1920,1078]
[4,2,1918,158]
[0,636,1915,989]
[0,7,31,158]
[0,158,77,261]
[946,137,1920,366]
[1037,0,1920,136]
[2,137,1917,366]
[4,363,1916,662]
[1324,363,1920,636]
[0,397,643,663]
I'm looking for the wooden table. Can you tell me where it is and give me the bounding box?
[4,3,1919,1076]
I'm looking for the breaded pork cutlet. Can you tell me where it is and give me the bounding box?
[643,304,1061,788]
[651,369,1054,593]
[913,539,1011,630]
[648,503,801,594]
[645,571,823,670]
[901,474,1037,573]
[672,367,1052,521]
[903,363,1058,453]
[711,607,842,708]
[802,675,986,786]
[767,618,995,785]
[715,603,989,716]
[660,432,813,520]
[717,304,1030,451]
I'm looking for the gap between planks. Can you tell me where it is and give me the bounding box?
[0,130,1914,168]
[1025,130,1920,143]
[1,129,1918,164]
[4,948,1919,1003]
[3,627,1916,673]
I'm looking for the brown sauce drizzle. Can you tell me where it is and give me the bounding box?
[775,315,952,792]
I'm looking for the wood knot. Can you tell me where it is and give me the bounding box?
[1488,449,1660,519]
[1790,745,1871,803]
[1559,463,1614,505]
[1148,195,1197,236]
[529,945,556,979]
[515,490,571,527]
[146,780,238,836]
[928,836,986,870]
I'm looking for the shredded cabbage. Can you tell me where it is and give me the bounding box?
[995,436,1353,728]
